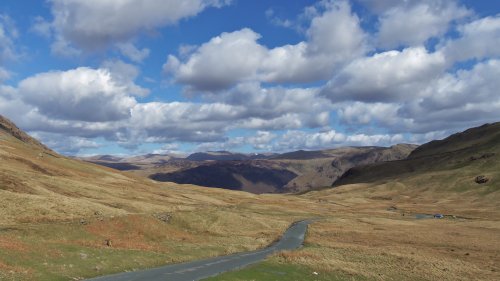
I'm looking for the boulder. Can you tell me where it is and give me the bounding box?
[475,175,489,184]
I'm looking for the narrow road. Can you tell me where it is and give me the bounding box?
[87,219,313,281]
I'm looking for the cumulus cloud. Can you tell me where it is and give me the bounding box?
[17,67,144,122]
[2,1,499,155]
[399,59,500,132]
[37,0,231,56]
[220,83,331,126]
[3,73,330,152]
[165,0,366,91]
[165,29,267,91]
[333,59,500,135]
[337,102,401,126]
[116,42,151,63]
[32,132,101,154]
[440,15,500,63]
[126,83,330,143]
[272,130,405,151]
[321,46,446,103]
[375,0,471,48]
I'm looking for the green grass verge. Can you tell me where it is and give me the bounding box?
[203,260,370,281]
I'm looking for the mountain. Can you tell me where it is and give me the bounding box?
[79,155,125,162]
[334,122,500,192]
[271,149,331,160]
[149,145,417,193]
[186,151,276,161]
[281,144,418,192]
[151,161,297,194]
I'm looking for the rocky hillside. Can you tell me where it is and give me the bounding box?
[148,144,417,193]
[151,161,297,194]
[282,144,417,192]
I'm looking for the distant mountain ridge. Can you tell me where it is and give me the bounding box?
[151,161,297,193]
[148,144,417,194]
[186,151,276,161]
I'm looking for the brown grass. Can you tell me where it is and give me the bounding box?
[0,236,29,252]
[1,129,499,280]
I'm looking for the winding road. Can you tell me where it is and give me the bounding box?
[87,219,313,281]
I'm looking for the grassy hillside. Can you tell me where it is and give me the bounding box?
[1,115,499,281]
[0,115,318,280]
[334,122,500,196]
[205,123,500,281]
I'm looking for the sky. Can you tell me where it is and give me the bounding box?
[0,0,499,156]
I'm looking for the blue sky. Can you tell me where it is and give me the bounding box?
[0,0,499,156]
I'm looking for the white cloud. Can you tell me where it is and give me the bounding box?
[128,102,236,143]
[337,102,400,126]
[165,28,267,91]
[375,0,471,48]
[0,67,11,81]
[247,131,277,150]
[399,59,500,132]
[116,42,150,63]
[127,83,330,143]
[152,143,186,156]
[272,129,405,151]
[2,1,499,155]
[441,15,500,63]
[166,1,366,91]
[321,46,446,102]
[32,132,101,154]
[306,0,366,57]
[100,59,149,97]
[333,59,500,135]
[38,0,231,56]
[2,74,330,150]
[0,14,19,63]
[18,67,143,122]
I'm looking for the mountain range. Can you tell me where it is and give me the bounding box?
[80,144,417,194]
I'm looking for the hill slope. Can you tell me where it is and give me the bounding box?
[151,162,297,193]
[0,114,291,223]
[0,115,53,152]
[334,122,500,195]
[0,114,320,280]
[1,115,499,281]
[148,145,417,193]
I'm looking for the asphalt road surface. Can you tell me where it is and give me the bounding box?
[86,219,313,281]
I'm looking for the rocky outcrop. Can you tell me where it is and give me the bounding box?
[475,175,489,184]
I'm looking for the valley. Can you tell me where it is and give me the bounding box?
[81,144,417,194]
[1,1,499,280]
[0,115,499,281]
